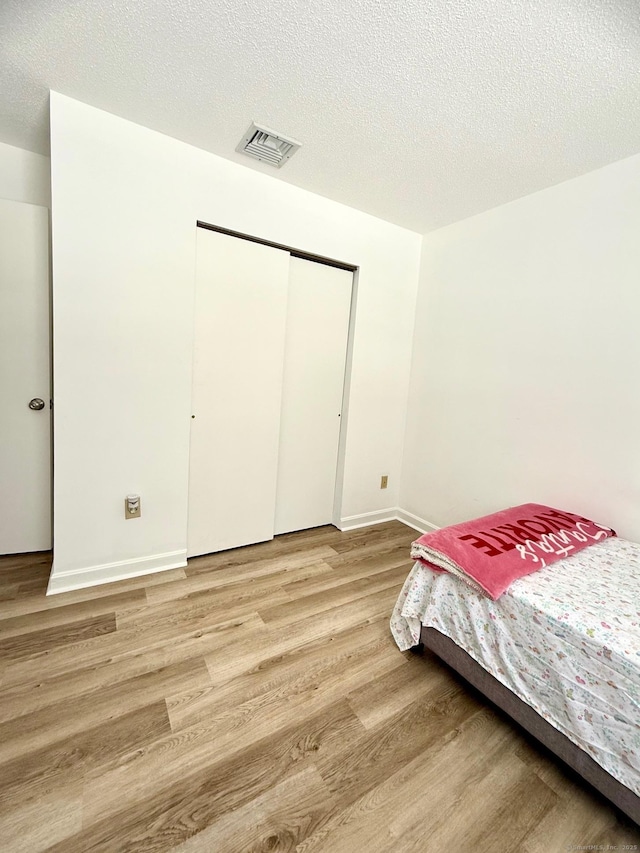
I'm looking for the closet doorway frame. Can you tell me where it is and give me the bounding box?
[195,220,359,534]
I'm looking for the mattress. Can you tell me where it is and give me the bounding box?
[391,537,640,796]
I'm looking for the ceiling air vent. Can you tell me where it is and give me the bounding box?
[236,123,301,168]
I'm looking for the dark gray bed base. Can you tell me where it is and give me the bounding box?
[419,626,640,826]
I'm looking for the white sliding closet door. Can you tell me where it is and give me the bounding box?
[188,229,290,558]
[274,257,352,535]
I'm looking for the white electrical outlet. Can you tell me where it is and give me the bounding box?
[125,494,141,519]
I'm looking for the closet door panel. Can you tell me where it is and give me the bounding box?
[0,199,51,554]
[188,229,289,557]
[274,258,352,535]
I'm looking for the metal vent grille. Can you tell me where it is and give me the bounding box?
[236,123,301,168]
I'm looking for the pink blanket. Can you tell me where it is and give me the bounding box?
[410,503,616,599]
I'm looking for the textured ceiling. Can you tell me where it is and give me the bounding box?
[1,0,639,232]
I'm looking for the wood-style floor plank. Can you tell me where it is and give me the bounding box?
[346,648,455,729]
[148,548,336,604]
[182,526,341,576]
[0,786,82,853]
[0,567,187,620]
[297,708,514,852]
[283,540,410,599]
[167,617,397,732]
[0,700,171,810]
[258,563,410,626]
[0,612,117,661]
[170,767,336,853]
[0,588,147,640]
[50,701,364,853]
[387,719,556,853]
[116,579,291,630]
[81,636,402,826]
[0,521,637,852]
[0,634,214,726]
[317,680,481,808]
[0,657,210,765]
[0,608,260,690]
[205,585,402,686]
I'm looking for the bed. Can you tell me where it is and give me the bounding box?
[391,533,640,825]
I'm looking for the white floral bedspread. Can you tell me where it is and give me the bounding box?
[391,537,640,795]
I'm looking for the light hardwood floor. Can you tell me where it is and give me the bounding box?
[0,521,638,852]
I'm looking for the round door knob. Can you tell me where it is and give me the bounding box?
[28,398,45,411]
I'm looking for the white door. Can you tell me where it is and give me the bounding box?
[274,257,352,535]
[187,229,290,557]
[0,198,51,554]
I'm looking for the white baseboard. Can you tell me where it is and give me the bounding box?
[337,508,398,531]
[338,507,439,534]
[395,508,440,534]
[46,509,438,595]
[46,550,188,595]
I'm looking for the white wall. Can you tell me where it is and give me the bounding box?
[400,152,640,542]
[0,141,50,207]
[49,93,421,590]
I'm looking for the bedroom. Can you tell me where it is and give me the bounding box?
[0,0,639,850]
